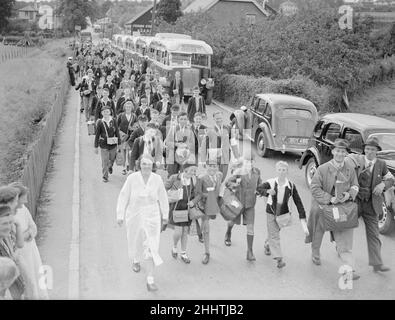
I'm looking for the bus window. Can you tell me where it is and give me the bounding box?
[191,54,209,67]
[170,53,191,67]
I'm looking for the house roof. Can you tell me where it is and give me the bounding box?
[183,0,275,16]
[125,6,153,26]
[19,5,38,12]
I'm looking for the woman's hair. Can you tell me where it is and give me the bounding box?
[0,186,19,205]
[194,112,203,119]
[8,182,28,197]
[276,161,289,170]
[0,206,11,218]
[140,154,154,165]
[178,112,188,119]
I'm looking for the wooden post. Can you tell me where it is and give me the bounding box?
[151,0,157,36]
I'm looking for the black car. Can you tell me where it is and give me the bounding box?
[298,113,395,234]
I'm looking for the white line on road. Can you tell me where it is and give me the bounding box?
[68,93,80,299]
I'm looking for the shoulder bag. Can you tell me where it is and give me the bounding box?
[102,120,118,145]
[172,184,190,223]
[320,201,359,232]
[275,182,293,228]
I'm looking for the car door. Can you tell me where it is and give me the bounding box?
[250,97,266,140]
[342,127,364,155]
[320,122,342,164]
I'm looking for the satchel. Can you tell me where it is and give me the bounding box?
[275,213,292,228]
[115,149,124,166]
[173,209,189,223]
[320,201,359,232]
[102,120,118,145]
[220,188,243,221]
[87,120,96,135]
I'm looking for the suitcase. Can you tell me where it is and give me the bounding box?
[87,121,96,135]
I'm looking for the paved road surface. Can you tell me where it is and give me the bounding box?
[36,86,395,300]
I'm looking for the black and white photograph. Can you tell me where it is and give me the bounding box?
[0,0,395,308]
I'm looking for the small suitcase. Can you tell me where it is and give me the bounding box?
[87,121,96,135]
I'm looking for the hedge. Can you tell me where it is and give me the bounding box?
[213,55,395,113]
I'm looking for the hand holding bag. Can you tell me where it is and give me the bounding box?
[115,148,124,166]
[275,213,292,228]
[167,188,183,203]
[320,201,359,232]
[189,205,204,220]
[220,188,243,221]
[172,185,190,223]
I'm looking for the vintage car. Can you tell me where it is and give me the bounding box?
[298,113,395,234]
[230,94,318,157]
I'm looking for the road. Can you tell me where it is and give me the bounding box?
[35,84,395,300]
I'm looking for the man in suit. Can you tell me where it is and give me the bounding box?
[135,98,151,122]
[187,86,206,123]
[127,115,148,150]
[346,137,394,272]
[307,139,360,279]
[152,84,164,106]
[169,71,184,104]
[191,112,207,165]
[201,111,232,182]
[224,154,262,261]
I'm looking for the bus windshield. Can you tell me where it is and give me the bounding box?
[191,54,209,67]
[170,53,191,67]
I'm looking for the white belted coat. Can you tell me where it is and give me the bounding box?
[116,172,169,266]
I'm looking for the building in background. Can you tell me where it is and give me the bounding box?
[18,5,39,22]
[124,6,154,35]
[183,0,277,26]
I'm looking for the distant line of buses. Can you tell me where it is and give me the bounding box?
[111,33,215,104]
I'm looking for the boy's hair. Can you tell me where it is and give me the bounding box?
[171,104,180,112]
[194,112,203,119]
[150,108,159,115]
[276,161,289,170]
[8,182,28,197]
[0,186,19,205]
[178,111,188,119]
[213,111,222,118]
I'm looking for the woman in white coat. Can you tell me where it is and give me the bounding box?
[116,154,169,292]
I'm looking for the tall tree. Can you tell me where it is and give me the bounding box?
[0,0,15,32]
[156,0,182,24]
[56,0,93,32]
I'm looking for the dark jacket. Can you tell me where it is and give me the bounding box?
[259,179,306,219]
[135,107,151,122]
[191,124,207,155]
[130,135,162,171]
[127,126,145,149]
[116,96,135,115]
[169,79,184,99]
[187,96,206,122]
[95,99,116,122]
[117,112,137,135]
[152,92,162,105]
[103,82,116,100]
[75,78,97,97]
[154,101,172,115]
[94,118,121,150]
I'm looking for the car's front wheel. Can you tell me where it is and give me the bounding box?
[379,201,395,235]
[305,157,317,188]
[256,131,270,158]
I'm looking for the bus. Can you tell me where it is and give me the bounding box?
[147,33,214,104]
[112,33,214,103]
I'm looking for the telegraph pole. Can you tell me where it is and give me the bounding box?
[151,0,157,36]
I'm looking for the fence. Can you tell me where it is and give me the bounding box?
[0,44,29,64]
[21,71,70,218]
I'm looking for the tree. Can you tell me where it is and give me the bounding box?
[56,0,93,32]
[156,0,182,24]
[0,0,15,32]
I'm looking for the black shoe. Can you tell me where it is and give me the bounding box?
[198,234,204,243]
[132,262,140,273]
[264,244,271,256]
[224,233,231,247]
[276,258,286,268]
[171,248,177,259]
[103,177,108,183]
[202,253,210,265]
[109,167,113,174]
[246,250,256,261]
[147,282,158,292]
[122,169,127,175]
[373,265,391,272]
[80,108,84,113]
[312,256,321,266]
